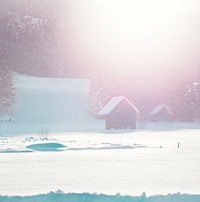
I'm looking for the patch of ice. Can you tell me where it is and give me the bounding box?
[26,143,66,152]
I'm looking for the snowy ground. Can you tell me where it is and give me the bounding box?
[0,130,200,197]
[0,75,200,201]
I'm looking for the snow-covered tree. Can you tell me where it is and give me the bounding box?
[0,69,14,116]
[162,69,198,121]
[88,71,115,116]
[0,10,15,116]
[0,0,64,77]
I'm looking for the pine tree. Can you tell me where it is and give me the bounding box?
[88,71,115,116]
[0,68,14,116]
[0,7,15,116]
[163,69,198,121]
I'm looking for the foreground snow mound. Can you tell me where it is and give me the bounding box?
[0,192,200,202]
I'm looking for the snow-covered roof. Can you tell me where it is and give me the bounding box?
[150,104,172,115]
[98,96,140,116]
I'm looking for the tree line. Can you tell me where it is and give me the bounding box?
[0,1,199,121]
[0,0,68,115]
[88,67,200,122]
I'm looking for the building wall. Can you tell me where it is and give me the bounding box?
[151,108,172,122]
[105,100,138,129]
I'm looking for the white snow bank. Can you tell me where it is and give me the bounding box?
[13,76,92,125]
[13,75,93,124]
[0,74,104,135]
[0,192,200,202]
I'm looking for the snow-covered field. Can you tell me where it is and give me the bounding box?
[0,75,200,201]
[0,130,200,197]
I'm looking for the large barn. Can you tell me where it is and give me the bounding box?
[150,104,173,122]
[98,96,140,129]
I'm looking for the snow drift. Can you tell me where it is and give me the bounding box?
[0,192,200,202]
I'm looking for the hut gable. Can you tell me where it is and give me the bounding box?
[150,104,173,122]
[150,104,172,115]
[98,96,140,116]
[98,96,140,129]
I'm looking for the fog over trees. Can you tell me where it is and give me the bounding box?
[0,0,199,120]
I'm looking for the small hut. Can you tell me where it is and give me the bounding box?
[98,96,140,129]
[150,104,173,122]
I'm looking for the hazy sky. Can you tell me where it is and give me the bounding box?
[56,0,200,76]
